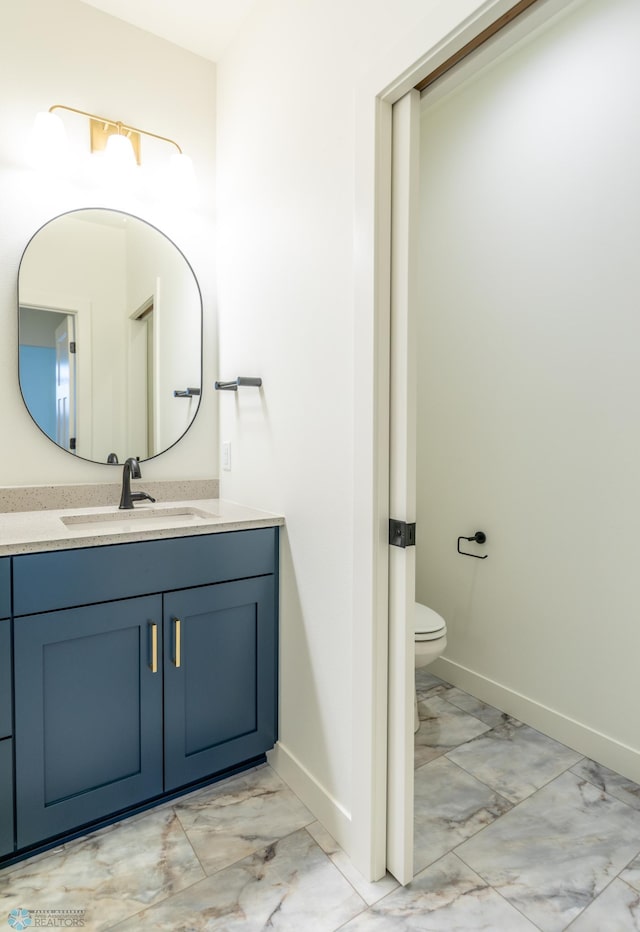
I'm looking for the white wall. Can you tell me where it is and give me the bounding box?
[216,0,501,867]
[417,0,640,779]
[126,220,202,456]
[0,0,216,483]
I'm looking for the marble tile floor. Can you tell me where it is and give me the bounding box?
[1,672,639,930]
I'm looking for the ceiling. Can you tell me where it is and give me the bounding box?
[78,0,260,61]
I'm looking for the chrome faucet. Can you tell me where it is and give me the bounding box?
[119,457,157,510]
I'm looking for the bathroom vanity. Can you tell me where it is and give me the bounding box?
[0,500,282,863]
[1,209,283,864]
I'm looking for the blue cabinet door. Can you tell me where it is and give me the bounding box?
[14,595,163,849]
[0,620,11,740]
[0,739,13,856]
[163,576,277,790]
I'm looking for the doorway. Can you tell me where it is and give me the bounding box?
[386,0,640,885]
[19,306,77,451]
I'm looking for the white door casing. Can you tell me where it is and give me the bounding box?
[54,315,76,452]
[386,88,421,885]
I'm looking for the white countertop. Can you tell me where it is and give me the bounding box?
[0,499,284,556]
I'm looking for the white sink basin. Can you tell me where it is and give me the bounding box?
[60,506,219,534]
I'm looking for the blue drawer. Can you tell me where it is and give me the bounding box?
[13,528,278,616]
[0,621,10,739]
[0,559,9,620]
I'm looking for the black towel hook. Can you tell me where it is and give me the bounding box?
[457,530,488,559]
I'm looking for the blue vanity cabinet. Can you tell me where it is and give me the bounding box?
[10,527,279,855]
[0,557,13,856]
[13,596,164,849]
[163,575,277,790]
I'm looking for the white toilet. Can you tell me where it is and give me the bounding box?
[414,602,447,732]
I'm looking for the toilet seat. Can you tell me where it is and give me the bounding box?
[415,602,446,642]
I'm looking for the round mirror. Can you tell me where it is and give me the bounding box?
[18,208,202,464]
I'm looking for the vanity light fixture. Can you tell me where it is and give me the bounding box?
[28,104,196,192]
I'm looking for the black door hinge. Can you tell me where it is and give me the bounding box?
[389,519,416,548]
[70,342,76,353]
[69,437,76,451]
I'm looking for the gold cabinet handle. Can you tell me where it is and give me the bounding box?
[174,618,181,668]
[150,622,158,673]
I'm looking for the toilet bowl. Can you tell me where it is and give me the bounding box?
[414,602,447,733]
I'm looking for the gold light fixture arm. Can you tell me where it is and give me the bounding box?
[48,104,183,163]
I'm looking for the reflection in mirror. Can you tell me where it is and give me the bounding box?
[18,209,202,464]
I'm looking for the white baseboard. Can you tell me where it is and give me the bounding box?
[431,657,640,785]
[267,742,352,852]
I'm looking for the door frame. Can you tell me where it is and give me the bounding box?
[54,313,77,451]
[351,0,572,881]
[385,88,421,885]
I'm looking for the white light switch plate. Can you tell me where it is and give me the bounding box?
[222,441,231,471]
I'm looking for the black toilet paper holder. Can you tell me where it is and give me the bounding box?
[457,530,488,559]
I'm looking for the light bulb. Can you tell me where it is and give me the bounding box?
[104,133,137,168]
[162,152,198,204]
[26,111,68,172]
